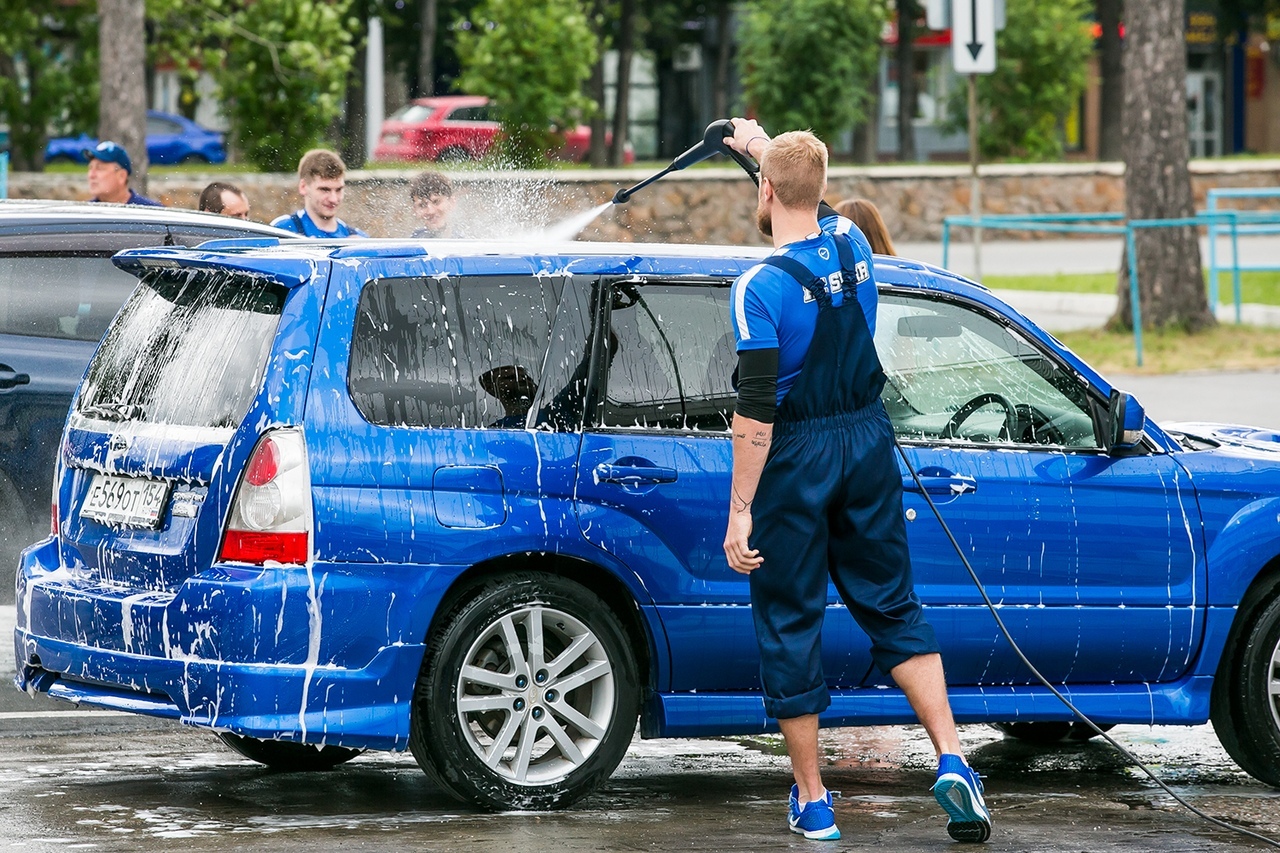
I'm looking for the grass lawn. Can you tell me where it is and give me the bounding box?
[985,271,1280,306]
[1056,324,1280,374]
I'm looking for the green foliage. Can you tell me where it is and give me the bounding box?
[0,0,98,171]
[155,0,357,172]
[737,0,887,143]
[455,0,599,165]
[948,0,1093,160]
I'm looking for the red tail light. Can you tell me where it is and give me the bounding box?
[219,430,311,566]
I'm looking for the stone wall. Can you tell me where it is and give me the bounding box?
[11,159,1280,245]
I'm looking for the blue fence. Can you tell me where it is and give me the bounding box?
[0,151,7,200]
[940,207,1280,367]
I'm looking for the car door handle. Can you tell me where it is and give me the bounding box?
[901,473,977,496]
[0,365,31,390]
[594,462,679,486]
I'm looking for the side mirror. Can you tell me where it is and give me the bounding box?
[1108,389,1146,450]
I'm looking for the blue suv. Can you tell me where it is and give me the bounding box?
[13,237,1280,809]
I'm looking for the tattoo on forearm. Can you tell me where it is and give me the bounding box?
[731,485,752,513]
[750,429,770,449]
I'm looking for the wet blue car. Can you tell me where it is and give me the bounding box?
[12,238,1280,809]
[44,111,226,166]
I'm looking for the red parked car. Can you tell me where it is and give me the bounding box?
[372,95,633,164]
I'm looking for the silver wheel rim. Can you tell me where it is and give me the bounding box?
[1269,633,1280,734]
[456,604,615,786]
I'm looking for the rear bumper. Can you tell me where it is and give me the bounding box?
[14,539,438,751]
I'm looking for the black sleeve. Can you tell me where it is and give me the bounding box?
[733,347,779,423]
[818,200,839,222]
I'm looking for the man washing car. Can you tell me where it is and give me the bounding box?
[721,119,991,843]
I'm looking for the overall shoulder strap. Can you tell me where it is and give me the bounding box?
[833,231,870,290]
[759,255,831,308]
[291,212,306,234]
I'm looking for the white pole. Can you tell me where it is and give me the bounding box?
[365,17,385,161]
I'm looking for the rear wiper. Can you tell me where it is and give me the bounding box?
[80,402,145,421]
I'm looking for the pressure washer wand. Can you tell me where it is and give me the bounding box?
[612,119,760,205]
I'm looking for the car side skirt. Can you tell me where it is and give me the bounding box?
[643,676,1214,738]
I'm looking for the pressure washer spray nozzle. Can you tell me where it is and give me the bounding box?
[611,119,759,205]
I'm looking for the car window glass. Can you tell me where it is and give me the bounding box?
[0,255,139,342]
[389,104,435,123]
[448,106,495,123]
[349,275,559,429]
[600,281,736,432]
[78,270,287,429]
[146,116,181,135]
[531,277,594,431]
[875,293,1099,448]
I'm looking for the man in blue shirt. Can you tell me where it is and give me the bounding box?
[271,149,367,238]
[722,120,991,844]
[85,141,163,207]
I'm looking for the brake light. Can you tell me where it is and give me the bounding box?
[219,429,311,566]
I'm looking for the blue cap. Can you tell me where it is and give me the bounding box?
[84,140,132,175]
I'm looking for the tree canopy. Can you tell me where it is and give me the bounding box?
[737,0,887,144]
[454,0,599,164]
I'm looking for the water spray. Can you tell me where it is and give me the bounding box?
[612,120,760,205]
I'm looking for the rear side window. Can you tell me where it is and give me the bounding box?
[78,270,287,429]
[349,275,558,429]
[0,255,139,342]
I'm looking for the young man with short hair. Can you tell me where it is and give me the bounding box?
[722,120,992,844]
[85,141,163,206]
[271,149,366,237]
[408,170,458,238]
[198,181,250,219]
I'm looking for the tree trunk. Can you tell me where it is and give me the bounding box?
[608,0,635,167]
[97,0,148,192]
[588,53,608,167]
[1112,0,1212,331]
[712,2,732,121]
[896,0,919,161]
[1097,0,1123,161]
[416,0,437,96]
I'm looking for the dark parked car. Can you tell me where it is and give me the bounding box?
[372,95,633,164]
[45,111,227,166]
[13,236,1280,813]
[0,201,294,578]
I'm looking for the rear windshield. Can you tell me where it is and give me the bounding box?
[77,269,287,429]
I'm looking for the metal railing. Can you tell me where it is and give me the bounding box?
[940,208,1280,366]
[0,151,7,200]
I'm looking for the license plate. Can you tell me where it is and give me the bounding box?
[81,474,170,529]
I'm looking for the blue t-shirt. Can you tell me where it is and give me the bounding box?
[730,215,877,404]
[270,209,367,238]
[90,190,163,207]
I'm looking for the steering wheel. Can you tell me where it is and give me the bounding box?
[942,393,1017,441]
[1015,403,1068,446]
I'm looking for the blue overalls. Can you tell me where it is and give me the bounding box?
[748,236,941,721]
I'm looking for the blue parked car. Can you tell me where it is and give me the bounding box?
[12,237,1280,810]
[44,111,226,166]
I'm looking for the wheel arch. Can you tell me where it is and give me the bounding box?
[426,551,659,695]
[1211,558,1280,710]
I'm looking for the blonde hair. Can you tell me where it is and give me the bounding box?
[759,131,827,210]
[298,148,346,182]
[834,198,896,256]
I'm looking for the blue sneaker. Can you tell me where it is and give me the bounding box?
[932,755,991,842]
[788,784,841,840]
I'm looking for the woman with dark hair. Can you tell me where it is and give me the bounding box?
[834,197,896,256]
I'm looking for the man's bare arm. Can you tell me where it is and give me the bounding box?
[724,412,773,574]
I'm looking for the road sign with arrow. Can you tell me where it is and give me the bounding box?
[950,0,997,74]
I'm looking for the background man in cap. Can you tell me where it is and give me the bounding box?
[85,141,162,206]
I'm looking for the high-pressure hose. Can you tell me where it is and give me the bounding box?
[608,126,1280,847]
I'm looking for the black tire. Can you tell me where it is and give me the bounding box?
[179,153,209,165]
[217,732,362,771]
[409,572,641,810]
[994,721,1114,744]
[1211,587,1280,788]
[435,146,471,163]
